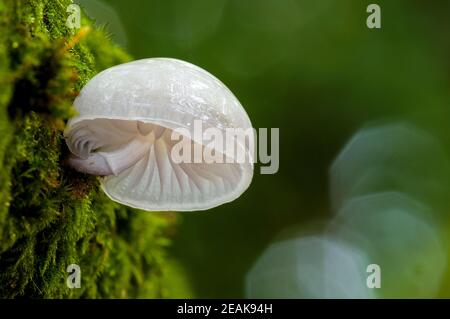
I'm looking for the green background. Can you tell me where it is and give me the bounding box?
[80,0,450,298]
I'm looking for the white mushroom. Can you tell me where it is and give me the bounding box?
[64,58,254,211]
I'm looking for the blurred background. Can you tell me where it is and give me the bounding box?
[75,0,450,298]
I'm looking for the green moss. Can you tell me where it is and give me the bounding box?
[0,0,188,298]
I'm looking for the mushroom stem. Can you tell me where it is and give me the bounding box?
[69,135,152,176]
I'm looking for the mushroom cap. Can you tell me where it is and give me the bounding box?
[65,58,254,211]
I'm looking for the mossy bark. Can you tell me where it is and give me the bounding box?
[0,0,187,298]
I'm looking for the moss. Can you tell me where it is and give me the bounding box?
[0,0,187,298]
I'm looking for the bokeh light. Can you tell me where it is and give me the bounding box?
[246,235,374,299]
[330,123,450,213]
[328,192,447,298]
